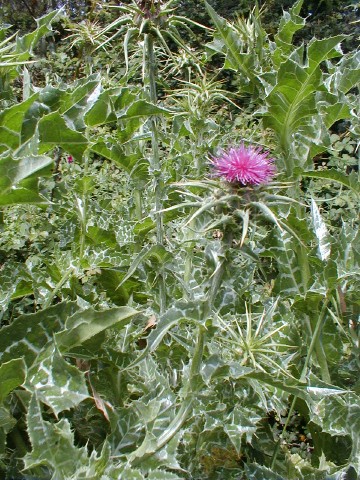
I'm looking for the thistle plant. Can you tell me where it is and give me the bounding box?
[0,2,359,479]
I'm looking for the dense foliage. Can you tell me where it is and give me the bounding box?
[0,0,359,479]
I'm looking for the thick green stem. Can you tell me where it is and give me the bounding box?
[188,325,206,392]
[195,131,204,176]
[79,153,90,263]
[184,249,193,286]
[145,33,163,243]
[145,33,166,313]
[314,340,331,384]
[133,188,143,221]
[133,188,143,253]
[292,184,310,294]
[297,243,311,294]
[303,297,331,383]
[152,397,194,451]
[283,146,294,179]
[183,220,195,288]
[43,268,74,309]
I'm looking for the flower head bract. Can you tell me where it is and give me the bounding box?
[211,143,276,185]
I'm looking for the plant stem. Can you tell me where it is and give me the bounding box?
[145,32,166,313]
[145,33,163,244]
[303,296,331,383]
[133,188,143,221]
[183,220,195,289]
[79,152,90,263]
[43,268,74,309]
[195,131,204,177]
[292,185,310,294]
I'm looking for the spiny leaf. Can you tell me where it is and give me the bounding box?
[0,9,63,89]
[0,406,17,439]
[308,393,360,473]
[326,49,360,93]
[56,305,139,351]
[204,1,257,89]
[245,463,287,480]
[148,471,183,480]
[273,0,305,63]
[0,179,48,205]
[301,169,360,193]
[90,139,136,173]
[109,407,144,457]
[60,75,101,130]
[315,90,351,130]
[114,467,146,479]
[84,89,117,126]
[16,9,64,55]
[119,100,175,119]
[0,302,79,366]
[224,406,262,453]
[0,262,31,313]
[25,345,89,415]
[263,36,346,173]
[24,393,92,477]
[263,230,305,297]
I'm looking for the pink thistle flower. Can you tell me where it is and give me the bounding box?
[67,155,74,164]
[211,144,276,185]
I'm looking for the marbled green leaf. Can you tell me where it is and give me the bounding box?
[273,0,305,63]
[90,139,136,173]
[224,406,262,453]
[16,9,64,55]
[120,100,174,119]
[309,393,360,472]
[263,36,346,173]
[245,463,287,480]
[24,394,93,478]
[25,345,89,415]
[326,50,360,93]
[301,169,359,193]
[56,306,138,351]
[0,302,79,366]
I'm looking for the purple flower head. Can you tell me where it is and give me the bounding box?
[211,144,276,186]
[67,155,74,164]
